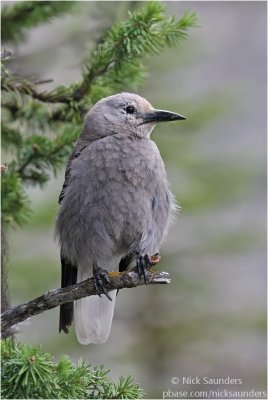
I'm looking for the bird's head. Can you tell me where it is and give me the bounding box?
[83,92,186,141]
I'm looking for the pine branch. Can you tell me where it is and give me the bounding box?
[1,124,23,150]
[1,75,73,104]
[16,127,80,182]
[76,3,198,102]
[1,270,171,337]
[1,1,76,43]
[1,172,31,226]
[1,3,198,106]
[2,339,144,399]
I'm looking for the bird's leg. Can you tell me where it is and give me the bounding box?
[135,253,152,284]
[92,265,112,301]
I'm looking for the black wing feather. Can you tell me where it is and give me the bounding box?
[59,254,77,333]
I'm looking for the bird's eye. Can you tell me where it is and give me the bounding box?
[125,105,135,114]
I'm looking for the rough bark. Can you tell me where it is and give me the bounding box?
[1,270,170,337]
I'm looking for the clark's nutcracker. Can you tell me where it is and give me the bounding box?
[55,93,186,344]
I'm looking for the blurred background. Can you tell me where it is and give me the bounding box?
[6,2,266,398]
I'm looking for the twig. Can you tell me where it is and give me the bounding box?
[33,78,54,85]
[1,270,170,337]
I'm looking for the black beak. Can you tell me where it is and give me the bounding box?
[142,109,186,124]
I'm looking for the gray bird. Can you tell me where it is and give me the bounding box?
[55,93,186,344]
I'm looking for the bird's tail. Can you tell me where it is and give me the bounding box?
[74,269,116,344]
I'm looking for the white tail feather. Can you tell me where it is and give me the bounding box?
[74,268,116,344]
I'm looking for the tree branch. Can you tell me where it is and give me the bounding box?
[1,1,76,43]
[1,270,170,337]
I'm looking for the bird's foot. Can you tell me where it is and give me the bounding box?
[135,253,152,284]
[93,266,112,301]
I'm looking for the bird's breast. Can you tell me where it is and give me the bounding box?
[101,137,165,185]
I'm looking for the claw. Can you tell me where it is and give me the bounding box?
[135,253,152,284]
[93,266,112,301]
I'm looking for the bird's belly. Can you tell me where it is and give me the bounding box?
[98,177,170,255]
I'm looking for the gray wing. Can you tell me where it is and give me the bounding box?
[58,140,87,334]
[58,142,87,204]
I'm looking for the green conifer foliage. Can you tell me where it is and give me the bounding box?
[1,338,144,399]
